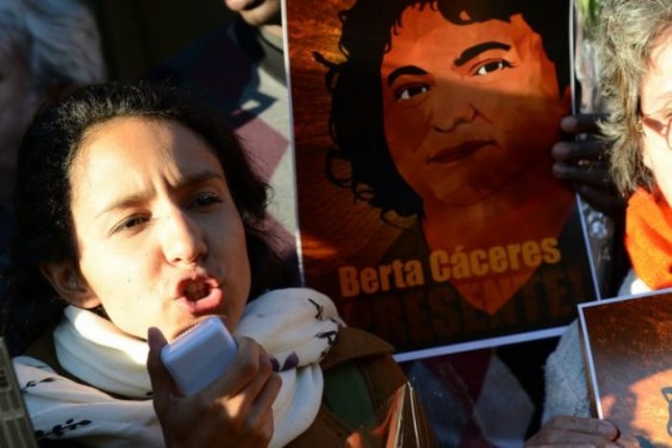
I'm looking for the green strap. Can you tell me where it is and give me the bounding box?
[322,362,376,429]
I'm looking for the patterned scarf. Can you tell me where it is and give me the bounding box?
[625,187,672,290]
[13,288,343,447]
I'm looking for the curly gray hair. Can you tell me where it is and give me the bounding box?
[0,0,106,91]
[598,0,672,193]
[0,0,105,209]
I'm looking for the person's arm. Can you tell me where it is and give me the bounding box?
[552,113,625,217]
[146,327,281,448]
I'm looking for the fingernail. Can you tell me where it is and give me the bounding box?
[560,115,578,131]
[551,143,570,159]
[552,163,567,177]
[598,421,618,438]
[270,356,280,372]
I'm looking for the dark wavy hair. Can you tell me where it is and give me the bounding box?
[1,81,292,355]
[322,0,571,218]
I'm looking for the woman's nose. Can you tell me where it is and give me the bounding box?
[161,210,207,265]
[432,83,477,132]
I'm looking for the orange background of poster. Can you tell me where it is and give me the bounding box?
[286,0,407,292]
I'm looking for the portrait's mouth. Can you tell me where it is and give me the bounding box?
[427,140,495,164]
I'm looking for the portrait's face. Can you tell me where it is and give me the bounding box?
[640,26,672,205]
[380,6,568,206]
[65,117,251,341]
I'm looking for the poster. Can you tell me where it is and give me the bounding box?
[285,0,599,357]
[579,291,672,448]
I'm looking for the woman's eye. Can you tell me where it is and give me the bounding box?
[115,216,148,233]
[395,84,430,101]
[474,60,513,76]
[191,192,223,208]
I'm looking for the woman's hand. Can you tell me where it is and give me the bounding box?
[552,113,625,217]
[525,415,623,447]
[147,327,282,448]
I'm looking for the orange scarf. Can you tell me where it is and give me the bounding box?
[625,187,672,290]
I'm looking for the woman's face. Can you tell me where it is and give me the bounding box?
[380,6,567,206]
[64,117,251,341]
[640,26,672,203]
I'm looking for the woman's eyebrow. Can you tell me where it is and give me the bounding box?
[173,170,226,191]
[386,65,428,86]
[454,41,511,67]
[95,170,226,219]
[95,193,150,219]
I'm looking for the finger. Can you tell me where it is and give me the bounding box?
[528,444,620,448]
[244,408,275,447]
[539,433,624,447]
[221,345,277,415]
[575,185,626,217]
[525,443,604,448]
[224,0,259,12]
[242,373,281,445]
[552,139,607,162]
[251,372,282,418]
[146,327,173,412]
[547,416,620,440]
[552,163,611,187]
[560,113,607,134]
[202,337,268,400]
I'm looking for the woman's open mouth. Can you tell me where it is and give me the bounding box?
[175,278,224,315]
[184,281,210,300]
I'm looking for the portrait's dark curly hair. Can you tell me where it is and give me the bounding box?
[321,0,571,219]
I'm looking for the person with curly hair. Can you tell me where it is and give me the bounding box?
[3,81,428,447]
[323,0,588,313]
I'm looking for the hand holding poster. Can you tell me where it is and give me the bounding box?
[285,0,598,356]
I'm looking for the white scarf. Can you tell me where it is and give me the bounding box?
[13,287,343,448]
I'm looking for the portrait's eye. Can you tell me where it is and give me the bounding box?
[474,60,513,76]
[395,84,430,101]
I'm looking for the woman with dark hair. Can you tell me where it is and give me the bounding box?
[323,0,586,313]
[1,81,421,447]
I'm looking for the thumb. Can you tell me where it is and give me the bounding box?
[146,327,174,411]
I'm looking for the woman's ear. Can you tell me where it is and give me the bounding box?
[39,261,101,309]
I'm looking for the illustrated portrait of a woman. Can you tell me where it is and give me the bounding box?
[321,0,594,316]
